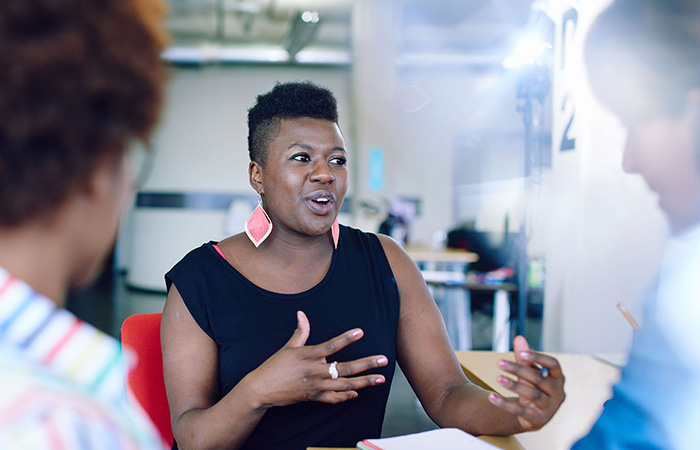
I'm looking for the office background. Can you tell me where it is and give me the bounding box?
[72,0,665,375]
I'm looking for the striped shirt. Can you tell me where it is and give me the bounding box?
[0,266,167,449]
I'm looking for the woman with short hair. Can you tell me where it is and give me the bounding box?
[162,81,566,450]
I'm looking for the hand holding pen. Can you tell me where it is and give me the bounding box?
[487,336,566,432]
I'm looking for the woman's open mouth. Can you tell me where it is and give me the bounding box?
[305,192,336,215]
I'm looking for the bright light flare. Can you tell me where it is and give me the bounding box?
[503,38,552,69]
[301,11,320,23]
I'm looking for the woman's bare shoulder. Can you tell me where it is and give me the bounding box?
[374,232,408,257]
[218,232,248,249]
[374,233,421,280]
[216,233,254,260]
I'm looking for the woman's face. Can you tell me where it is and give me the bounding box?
[621,96,700,234]
[252,117,348,239]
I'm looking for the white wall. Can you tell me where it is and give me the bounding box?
[146,65,353,192]
[395,69,527,243]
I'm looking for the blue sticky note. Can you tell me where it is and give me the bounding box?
[369,148,384,191]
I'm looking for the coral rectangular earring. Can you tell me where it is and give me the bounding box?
[245,200,273,247]
[331,218,339,249]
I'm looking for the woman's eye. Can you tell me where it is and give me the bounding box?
[291,153,310,162]
[330,156,347,166]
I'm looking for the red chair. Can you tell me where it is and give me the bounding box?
[120,312,173,446]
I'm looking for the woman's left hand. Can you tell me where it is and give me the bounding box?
[487,336,566,432]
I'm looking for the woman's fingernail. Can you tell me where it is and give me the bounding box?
[497,375,509,385]
[377,357,388,365]
[498,359,509,369]
[352,329,363,338]
[489,393,501,403]
[375,377,385,384]
[519,351,532,360]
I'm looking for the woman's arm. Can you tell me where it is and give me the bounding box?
[161,285,264,450]
[161,284,389,450]
[377,235,564,436]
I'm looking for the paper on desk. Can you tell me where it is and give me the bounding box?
[356,428,499,450]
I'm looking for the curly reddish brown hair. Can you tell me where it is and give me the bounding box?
[0,0,168,226]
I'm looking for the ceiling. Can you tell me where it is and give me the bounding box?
[164,0,539,66]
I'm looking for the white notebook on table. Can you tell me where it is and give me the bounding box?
[357,428,499,450]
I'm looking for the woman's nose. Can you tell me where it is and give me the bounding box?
[310,161,334,183]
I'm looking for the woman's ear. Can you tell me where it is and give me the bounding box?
[81,154,129,201]
[249,161,263,194]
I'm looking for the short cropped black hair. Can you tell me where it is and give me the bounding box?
[585,0,700,123]
[247,81,339,165]
[0,0,168,226]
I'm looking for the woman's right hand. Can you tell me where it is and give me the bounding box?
[242,310,389,409]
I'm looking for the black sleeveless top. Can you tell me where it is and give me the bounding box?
[165,225,400,450]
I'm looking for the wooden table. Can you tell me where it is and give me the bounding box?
[309,351,620,450]
[456,351,622,450]
[406,247,479,266]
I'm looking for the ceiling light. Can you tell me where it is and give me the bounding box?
[283,11,321,61]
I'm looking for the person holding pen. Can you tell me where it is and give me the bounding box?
[161,81,566,450]
[574,0,700,448]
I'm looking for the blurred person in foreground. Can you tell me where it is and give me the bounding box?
[574,0,700,448]
[0,0,169,447]
[161,81,565,450]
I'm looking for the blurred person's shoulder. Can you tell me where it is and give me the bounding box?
[0,266,167,449]
[0,343,166,449]
[656,223,700,369]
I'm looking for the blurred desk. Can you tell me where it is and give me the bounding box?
[462,283,517,352]
[406,247,478,281]
[456,351,621,450]
[415,269,516,351]
[407,249,479,262]
[406,248,477,351]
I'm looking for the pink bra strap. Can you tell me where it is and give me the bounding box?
[213,244,226,260]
